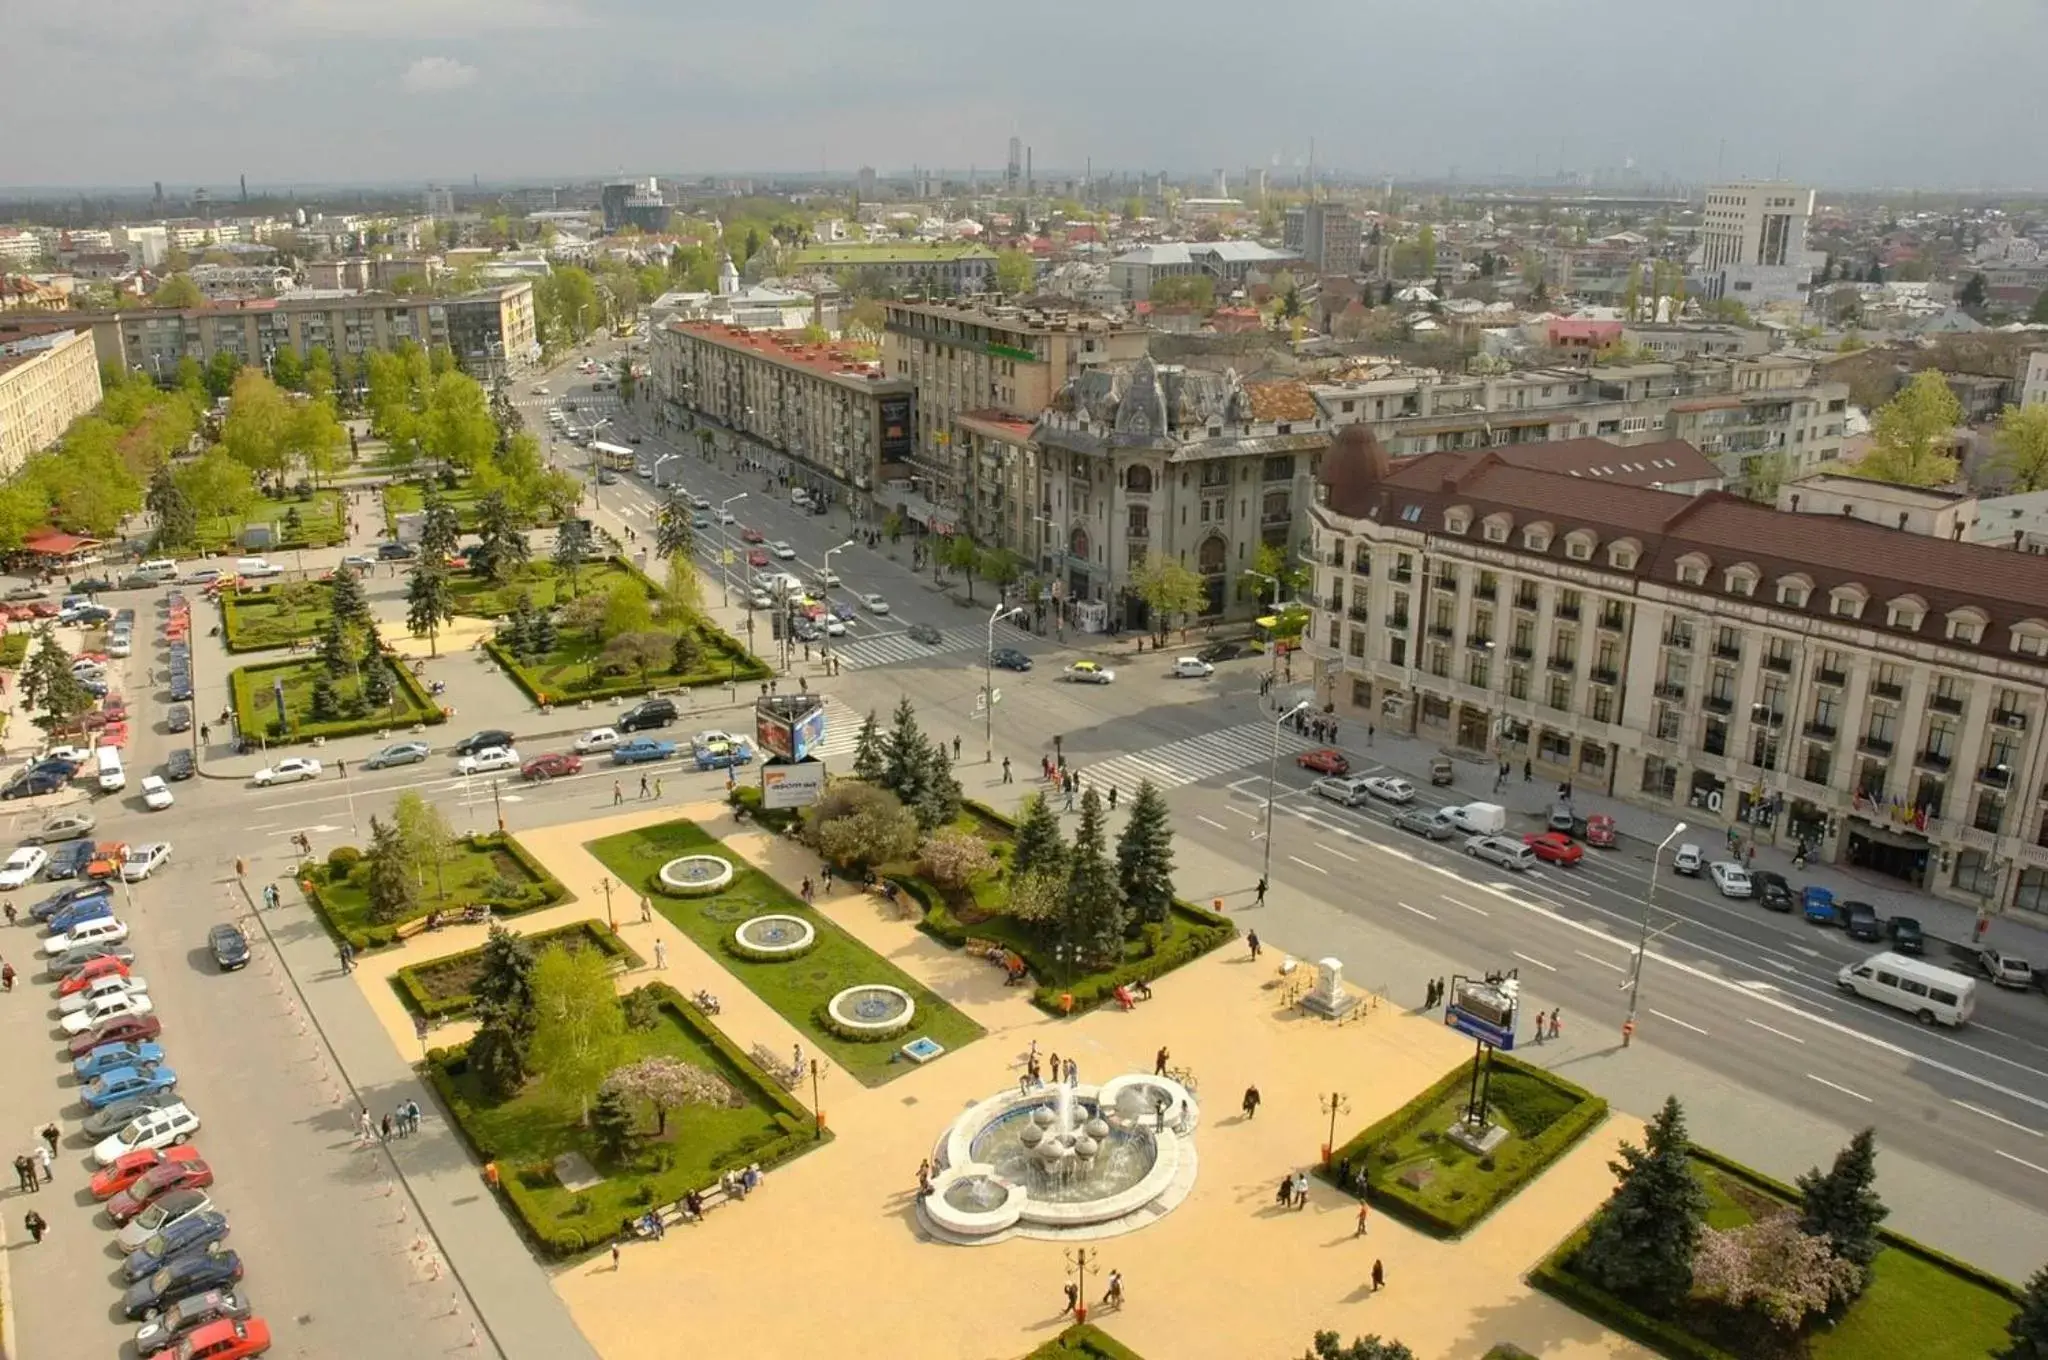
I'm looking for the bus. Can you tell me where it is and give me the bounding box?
[590,441,635,470]
[1250,604,1311,654]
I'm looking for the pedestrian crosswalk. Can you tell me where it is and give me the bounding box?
[828,622,1034,671]
[812,697,869,761]
[1063,722,1326,801]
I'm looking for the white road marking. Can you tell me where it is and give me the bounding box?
[1315,842,1358,863]
[1197,816,1229,832]
[1745,1018,1806,1045]
[1806,1073,1872,1103]
[1511,951,1556,972]
[1649,1008,1709,1036]
[1574,950,1625,973]
[1441,895,1489,917]
[1288,855,1328,875]
[1396,901,1437,920]
[1227,806,1259,822]
[1994,1149,2048,1177]
[1544,877,1592,899]
[1952,1101,2043,1137]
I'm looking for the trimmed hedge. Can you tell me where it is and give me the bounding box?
[1022,1324,1147,1360]
[300,831,572,952]
[0,632,29,668]
[391,918,641,1021]
[424,981,825,1258]
[229,651,445,745]
[1317,1053,1608,1237]
[218,582,332,653]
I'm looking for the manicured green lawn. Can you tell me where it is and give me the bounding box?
[489,615,769,705]
[433,988,796,1255]
[448,560,635,618]
[587,819,983,1085]
[219,583,335,651]
[199,488,346,550]
[383,479,490,533]
[304,833,569,950]
[393,919,634,1020]
[230,653,442,744]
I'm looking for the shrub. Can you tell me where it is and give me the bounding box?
[327,845,364,873]
[805,782,919,868]
[918,826,997,889]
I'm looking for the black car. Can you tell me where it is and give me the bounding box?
[44,840,95,880]
[1843,900,1884,942]
[791,618,822,643]
[1750,869,1795,912]
[376,541,417,560]
[29,881,110,922]
[208,923,251,971]
[74,576,116,593]
[167,676,193,702]
[122,1247,244,1320]
[908,623,943,645]
[1197,640,1248,664]
[165,705,192,734]
[74,605,113,625]
[451,729,515,757]
[618,698,678,732]
[990,647,1032,671]
[164,749,195,781]
[1,767,66,799]
[1886,915,1926,955]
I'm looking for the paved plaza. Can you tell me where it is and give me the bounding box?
[346,798,1653,1360]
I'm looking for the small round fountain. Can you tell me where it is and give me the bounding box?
[826,984,916,1039]
[920,1074,1202,1245]
[658,853,734,896]
[732,914,817,960]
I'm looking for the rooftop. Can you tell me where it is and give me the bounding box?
[1495,437,1722,489]
[668,321,897,385]
[791,243,996,263]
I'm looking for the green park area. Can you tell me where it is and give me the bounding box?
[219,579,341,651]
[384,478,491,533]
[585,817,984,1086]
[1319,1053,1608,1236]
[199,486,346,551]
[1532,1100,2027,1360]
[301,820,570,951]
[230,652,443,746]
[394,919,637,1021]
[449,558,641,618]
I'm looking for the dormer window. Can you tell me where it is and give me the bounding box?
[1887,595,1926,631]
[1775,574,1812,608]
[1443,507,1471,535]
[1607,538,1640,570]
[2015,629,2048,658]
[1675,553,1709,587]
[1481,514,1511,543]
[1562,530,1595,561]
[1829,586,1867,620]
[1522,522,1553,552]
[1947,607,1988,644]
[1723,564,1759,598]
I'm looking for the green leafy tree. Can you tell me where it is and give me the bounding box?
[1993,404,2048,493]
[655,499,695,562]
[268,345,305,391]
[390,790,458,896]
[173,447,257,533]
[145,464,197,550]
[1131,552,1208,640]
[420,371,498,472]
[221,369,295,491]
[979,547,1023,598]
[852,710,885,782]
[470,491,530,584]
[291,397,347,488]
[1011,792,1067,879]
[1849,370,1963,487]
[1147,275,1215,309]
[1797,1127,1888,1282]
[1114,780,1176,927]
[1309,1333,1418,1360]
[304,345,336,406]
[528,944,628,1124]
[994,249,1035,297]
[1573,1095,1709,1312]
[588,1085,635,1163]
[803,781,919,868]
[152,273,204,310]
[2008,1262,2048,1358]
[600,579,653,640]
[404,560,456,656]
[668,628,703,677]
[203,352,243,402]
[1064,787,1127,962]
[601,630,671,686]
[362,815,421,924]
[659,552,702,622]
[552,515,593,592]
[2031,293,2048,326]
[941,534,982,603]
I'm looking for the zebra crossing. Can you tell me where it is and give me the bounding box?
[812,697,869,761]
[1065,722,1325,801]
[827,623,1032,671]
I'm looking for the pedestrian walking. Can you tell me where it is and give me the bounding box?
[1246,929,1261,961]
[13,1155,34,1193]
[1108,786,1119,811]
[357,1108,375,1145]
[39,1123,58,1159]
[380,1112,396,1141]
[1064,1058,1077,1085]
[1423,979,1434,1009]
[1242,1085,1261,1119]
[611,1241,622,1270]
[1154,1046,1169,1077]
[1549,1010,1562,1041]
[1064,787,1075,812]
[613,781,624,806]
[654,778,663,799]
[1103,1269,1123,1310]
[1436,976,1447,1007]
[1366,723,1375,746]
[1531,1009,1547,1042]
[339,941,355,974]
[1355,1200,1371,1235]
[653,938,668,970]
[792,1044,805,1081]
[33,1145,52,1183]
[952,735,961,760]
[1063,1281,1079,1315]
[1255,875,1268,906]
[23,1210,47,1243]
[1292,1170,1309,1209]
[640,895,653,924]
[1371,1259,1385,1291]
[639,773,650,800]
[1002,756,1012,783]
[1523,759,1532,782]
[1,959,13,992]
[801,876,814,903]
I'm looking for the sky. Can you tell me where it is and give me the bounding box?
[9,0,2048,193]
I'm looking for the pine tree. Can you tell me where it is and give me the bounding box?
[1010,792,1066,879]
[319,613,351,676]
[881,697,930,804]
[2008,1262,2048,1359]
[912,743,962,831]
[1574,1095,1708,1312]
[532,607,558,656]
[470,490,530,584]
[405,560,456,656]
[589,1084,636,1163]
[1797,1127,1889,1279]
[363,816,421,924]
[418,493,461,561]
[852,710,885,783]
[328,567,369,624]
[472,924,539,1040]
[1114,780,1176,927]
[360,645,394,709]
[552,516,593,593]
[1064,787,1127,962]
[308,675,342,721]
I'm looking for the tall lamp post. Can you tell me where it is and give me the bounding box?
[821,538,854,615]
[984,604,1023,763]
[1624,822,1689,1043]
[1262,700,1312,891]
[718,492,748,607]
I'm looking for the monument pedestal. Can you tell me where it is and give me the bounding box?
[1299,955,1362,1020]
[1445,1119,1509,1156]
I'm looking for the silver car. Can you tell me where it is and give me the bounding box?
[1464,834,1535,871]
[364,741,431,770]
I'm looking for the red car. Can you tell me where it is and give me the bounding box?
[93,1145,204,1201]
[747,548,770,568]
[521,752,582,781]
[739,527,765,544]
[70,1013,163,1058]
[1523,832,1584,866]
[59,955,133,995]
[1296,748,1351,776]
[177,1316,272,1359]
[105,1153,214,1221]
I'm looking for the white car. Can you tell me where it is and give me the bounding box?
[44,744,93,766]
[1708,861,1753,898]
[1362,776,1416,804]
[57,972,149,1014]
[747,590,775,610]
[45,917,130,956]
[1169,656,1214,678]
[715,508,737,524]
[690,495,711,511]
[1672,843,1704,876]
[457,746,520,775]
[859,592,890,615]
[93,1102,200,1167]
[574,728,621,754]
[692,729,738,748]
[769,541,796,560]
[814,569,841,588]
[0,846,49,889]
[122,843,173,881]
[1063,661,1116,685]
[61,990,155,1035]
[140,776,175,811]
[106,634,133,658]
[531,384,550,395]
[253,757,323,787]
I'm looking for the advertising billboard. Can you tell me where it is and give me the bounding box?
[761,761,827,809]
[879,394,913,461]
[1443,975,1518,1051]
[755,694,826,763]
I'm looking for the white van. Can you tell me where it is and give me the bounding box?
[1837,951,1977,1026]
[1445,802,1507,836]
[95,746,126,793]
[234,556,281,579]
[134,558,178,582]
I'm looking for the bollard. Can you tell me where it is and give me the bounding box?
[1621,1020,1635,1048]
[446,1295,462,1318]
[468,1325,481,1350]
[381,1180,395,1198]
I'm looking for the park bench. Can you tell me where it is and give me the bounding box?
[393,916,434,941]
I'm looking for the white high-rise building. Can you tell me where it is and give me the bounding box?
[1697,181,1817,306]
[424,184,455,218]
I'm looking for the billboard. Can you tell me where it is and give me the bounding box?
[755,694,826,763]
[1443,974,1518,1051]
[879,394,913,460]
[761,761,827,809]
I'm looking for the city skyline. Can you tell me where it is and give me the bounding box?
[9,0,2048,192]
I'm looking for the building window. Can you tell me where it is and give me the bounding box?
[1563,532,1593,561]
[1482,517,1509,543]
[1776,579,1808,608]
[1127,504,1149,537]
[1954,849,1997,896]
[1522,524,1552,552]
[1948,614,1984,644]
[1724,567,1756,596]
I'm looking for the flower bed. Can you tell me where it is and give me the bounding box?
[228,652,444,744]
[300,832,571,952]
[392,919,640,1021]
[219,582,335,652]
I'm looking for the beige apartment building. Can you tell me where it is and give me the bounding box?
[1305,425,2048,922]
[0,327,104,475]
[650,321,913,516]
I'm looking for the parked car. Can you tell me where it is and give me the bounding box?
[251,758,321,787]
[1063,660,1115,684]
[521,752,582,780]
[45,891,113,934]
[123,842,174,881]
[1980,947,2035,990]
[170,1316,269,1359]
[456,747,520,776]
[610,738,676,765]
[75,1040,166,1080]
[1751,869,1795,912]
[123,1210,231,1281]
[132,1288,251,1357]
[62,989,156,1034]
[1843,900,1885,941]
[165,705,192,734]
[363,741,431,770]
[1523,832,1585,866]
[618,697,679,732]
[1708,861,1753,898]
[141,776,175,810]
[1393,807,1459,840]
[1,766,68,799]
[1361,776,1415,803]
[164,749,196,782]
[1671,843,1704,876]
[115,1189,216,1252]
[450,729,514,757]
[1196,640,1248,663]
[94,1101,201,1166]
[1295,748,1350,776]
[207,923,250,971]
[45,916,131,955]
[93,1144,205,1201]
[67,1013,161,1060]
[1312,776,1374,807]
[45,838,98,879]
[57,953,130,995]
[1885,915,1926,955]
[1464,834,1536,871]
[88,1109,188,1166]
[29,879,110,921]
[122,1247,244,1320]
[574,727,621,753]
[25,808,95,843]
[57,971,149,1014]
[84,1065,181,1112]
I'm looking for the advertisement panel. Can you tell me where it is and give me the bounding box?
[1443,975,1517,1051]
[755,695,826,763]
[879,394,913,460]
[761,761,827,809]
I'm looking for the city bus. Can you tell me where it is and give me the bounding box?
[590,441,635,470]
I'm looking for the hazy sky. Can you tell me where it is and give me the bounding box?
[10,0,2047,192]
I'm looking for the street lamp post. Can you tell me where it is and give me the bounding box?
[822,538,854,617]
[718,493,748,607]
[808,1059,827,1140]
[1262,701,1312,892]
[599,874,615,930]
[1624,822,1689,1043]
[984,604,1022,764]
[1320,1091,1351,1166]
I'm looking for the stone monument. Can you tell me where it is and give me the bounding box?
[1300,955,1361,1020]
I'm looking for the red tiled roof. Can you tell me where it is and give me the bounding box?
[22,530,96,556]
[957,409,1036,441]
[670,321,885,381]
[1243,381,1317,422]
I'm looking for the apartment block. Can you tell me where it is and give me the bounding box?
[1307,425,2048,923]
[788,243,996,294]
[0,328,104,475]
[1283,202,1363,277]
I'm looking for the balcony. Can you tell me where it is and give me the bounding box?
[1662,629,1695,650]
[1323,596,1344,613]
[1817,667,1848,688]
[1915,750,1952,772]
[1384,615,1410,631]
[1714,641,1742,661]
[1995,709,2030,731]
[1928,693,1964,715]
[1803,720,1838,740]
[1654,682,1687,701]
[1431,576,1458,594]
[1702,733,1729,757]
[1597,609,1627,632]
[1509,644,1533,661]
[1466,633,1494,651]
[1872,681,1905,700]
[1389,567,1413,584]
[1556,602,1582,621]
[1704,694,1734,715]
[1428,623,1455,641]
[1755,709,1785,729]
[1859,735,1895,757]
[1762,654,1793,674]
[1591,667,1620,686]
[1513,592,1539,612]
[1548,655,1577,674]
[1472,580,1497,601]
[1979,765,2014,789]
[1351,560,1372,578]
[1347,604,1372,624]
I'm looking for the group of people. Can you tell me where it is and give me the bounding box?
[1287,708,1343,745]
[1274,1169,1312,1210]
[1061,1269,1123,1315]
[1016,1045,1080,1094]
[357,1100,424,1143]
[12,1125,57,1194]
[1528,1009,1565,1042]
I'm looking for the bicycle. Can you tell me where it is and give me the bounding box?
[1166,1065,1199,1095]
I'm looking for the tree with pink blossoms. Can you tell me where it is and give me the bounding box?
[601,1055,736,1136]
[1692,1211,1861,1331]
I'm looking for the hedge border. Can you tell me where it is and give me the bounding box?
[448,554,663,621]
[391,918,642,1021]
[1022,1324,1147,1360]
[0,633,30,668]
[422,979,826,1258]
[219,582,336,654]
[1314,1052,1608,1237]
[1527,1142,2023,1360]
[299,831,573,953]
[229,651,446,745]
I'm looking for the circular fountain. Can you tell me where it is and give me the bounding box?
[658,853,734,896]
[826,984,916,1039]
[732,914,817,960]
[919,1074,1202,1244]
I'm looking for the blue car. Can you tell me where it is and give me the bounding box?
[82,1064,179,1111]
[75,1041,166,1080]
[44,840,95,880]
[29,881,110,922]
[693,738,754,771]
[47,893,115,935]
[123,1211,231,1282]
[1,767,67,800]
[123,1247,243,1319]
[610,738,677,765]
